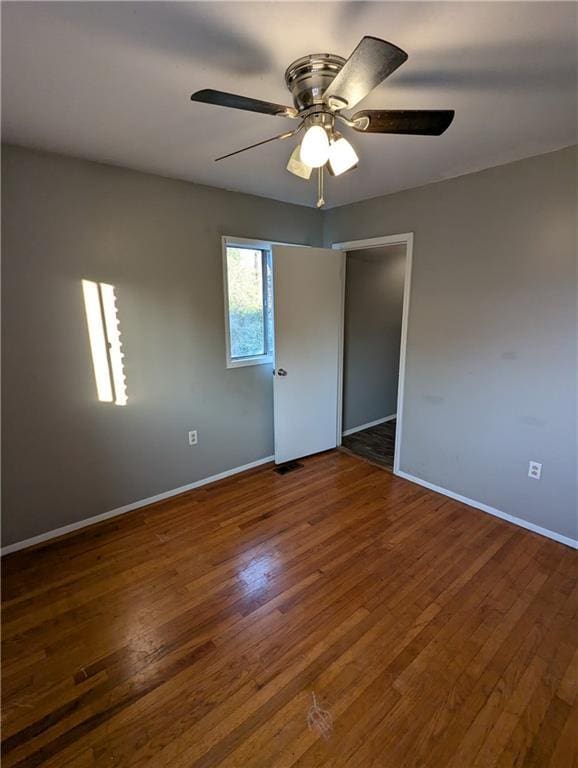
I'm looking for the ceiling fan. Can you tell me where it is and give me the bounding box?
[191,36,454,207]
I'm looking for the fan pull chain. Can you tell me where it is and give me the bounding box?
[316,166,325,208]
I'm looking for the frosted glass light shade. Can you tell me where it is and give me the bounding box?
[328,136,359,176]
[299,125,330,168]
[287,144,313,179]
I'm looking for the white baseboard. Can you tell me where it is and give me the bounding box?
[342,413,396,437]
[395,469,578,550]
[1,455,275,556]
[6,455,575,556]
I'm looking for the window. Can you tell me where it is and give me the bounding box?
[223,240,274,367]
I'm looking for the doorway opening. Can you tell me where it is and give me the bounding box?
[334,234,413,474]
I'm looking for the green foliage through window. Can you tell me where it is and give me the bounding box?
[226,247,273,360]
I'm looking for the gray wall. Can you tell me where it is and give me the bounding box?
[326,146,577,541]
[343,245,405,431]
[1,144,322,546]
[3,143,576,547]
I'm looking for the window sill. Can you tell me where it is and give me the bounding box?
[226,355,274,370]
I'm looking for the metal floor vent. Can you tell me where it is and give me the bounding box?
[275,460,304,475]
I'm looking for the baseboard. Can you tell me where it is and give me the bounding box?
[395,469,578,550]
[342,413,396,437]
[1,455,275,556]
[6,455,574,556]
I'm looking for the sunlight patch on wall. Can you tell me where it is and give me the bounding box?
[82,280,128,406]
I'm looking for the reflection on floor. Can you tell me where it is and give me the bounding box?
[3,450,576,766]
[342,418,396,470]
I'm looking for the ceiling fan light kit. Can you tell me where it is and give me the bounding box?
[299,122,330,168]
[287,144,313,180]
[328,134,359,176]
[191,36,455,207]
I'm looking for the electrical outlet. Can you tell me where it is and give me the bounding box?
[188,430,198,446]
[528,461,542,480]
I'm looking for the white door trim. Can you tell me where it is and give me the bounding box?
[332,233,414,475]
[336,250,346,444]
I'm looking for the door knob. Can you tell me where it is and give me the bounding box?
[276,368,287,376]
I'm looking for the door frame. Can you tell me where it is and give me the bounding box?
[331,233,414,476]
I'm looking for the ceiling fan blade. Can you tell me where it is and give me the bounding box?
[323,36,408,110]
[191,89,298,118]
[351,109,455,135]
[215,125,303,162]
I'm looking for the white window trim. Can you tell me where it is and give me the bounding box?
[222,236,275,369]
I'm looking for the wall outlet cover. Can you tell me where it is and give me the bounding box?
[528,461,542,480]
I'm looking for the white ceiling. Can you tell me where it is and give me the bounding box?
[2,2,576,208]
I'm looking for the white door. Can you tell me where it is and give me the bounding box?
[272,245,344,464]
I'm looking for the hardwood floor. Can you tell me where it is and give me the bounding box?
[342,420,397,470]
[2,450,577,767]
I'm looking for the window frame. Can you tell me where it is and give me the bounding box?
[222,236,275,369]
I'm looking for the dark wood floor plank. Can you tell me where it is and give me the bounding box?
[341,419,396,470]
[2,450,576,767]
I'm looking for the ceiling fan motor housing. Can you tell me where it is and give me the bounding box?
[285,54,346,111]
